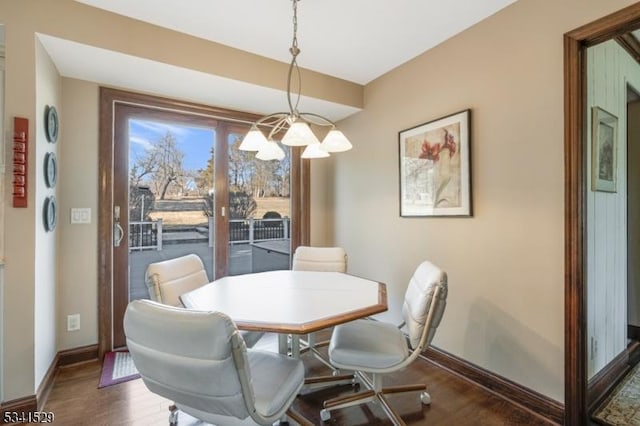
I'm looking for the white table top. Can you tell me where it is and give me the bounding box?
[180,270,387,334]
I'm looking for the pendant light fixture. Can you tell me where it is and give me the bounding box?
[239,0,353,160]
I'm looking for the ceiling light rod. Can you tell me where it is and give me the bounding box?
[239,0,353,160]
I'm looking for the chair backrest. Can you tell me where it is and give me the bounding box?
[401,260,448,350]
[291,246,347,272]
[145,254,209,307]
[124,299,254,420]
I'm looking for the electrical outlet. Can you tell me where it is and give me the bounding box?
[67,314,80,331]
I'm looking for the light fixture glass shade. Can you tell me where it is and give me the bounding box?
[281,121,320,146]
[301,142,330,159]
[239,125,268,151]
[320,129,353,153]
[256,140,286,161]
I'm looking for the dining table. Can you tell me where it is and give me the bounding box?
[179,269,388,358]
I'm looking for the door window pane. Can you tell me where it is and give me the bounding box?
[227,133,291,275]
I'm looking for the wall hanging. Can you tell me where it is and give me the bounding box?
[399,109,472,217]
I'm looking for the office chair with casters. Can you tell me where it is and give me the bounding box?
[316,260,448,424]
[124,299,312,426]
[291,246,347,369]
[145,254,263,348]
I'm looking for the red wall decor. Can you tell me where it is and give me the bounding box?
[13,117,29,208]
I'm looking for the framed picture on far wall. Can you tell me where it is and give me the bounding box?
[591,106,618,192]
[399,109,471,217]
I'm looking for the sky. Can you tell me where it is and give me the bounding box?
[128,118,215,171]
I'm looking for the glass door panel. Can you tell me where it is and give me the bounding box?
[227,132,291,275]
[127,118,216,302]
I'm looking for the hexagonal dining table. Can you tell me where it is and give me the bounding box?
[179,270,388,358]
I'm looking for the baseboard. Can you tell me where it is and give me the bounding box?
[422,346,564,425]
[588,348,629,413]
[0,344,99,423]
[57,344,99,367]
[0,396,37,424]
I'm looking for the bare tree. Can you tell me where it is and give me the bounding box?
[130,131,186,200]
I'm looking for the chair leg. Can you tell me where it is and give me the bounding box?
[320,390,377,422]
[283,408,314,426]
[376,393,407,426]
[320,380,430,424]
[303,373,356,391]
[382,383,430,405]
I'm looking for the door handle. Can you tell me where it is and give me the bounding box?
[114,223,124,247]
[113,205,124,247]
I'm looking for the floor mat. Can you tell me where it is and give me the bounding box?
[593,363,640,425]
[98,350,140,388]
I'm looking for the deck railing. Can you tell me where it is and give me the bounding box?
[130,217,290,251]
[129,219,163,251]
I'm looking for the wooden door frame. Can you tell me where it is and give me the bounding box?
[98,87,309,356]
[564,3,640,424]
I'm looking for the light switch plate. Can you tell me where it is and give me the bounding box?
[71,208,91,224]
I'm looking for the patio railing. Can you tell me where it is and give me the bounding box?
[130,217,290,251]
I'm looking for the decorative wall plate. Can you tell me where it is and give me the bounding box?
[45,105,58,143]
[44,152,57,188]
[43,195,57,232]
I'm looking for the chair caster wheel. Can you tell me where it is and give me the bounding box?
[320,409,331,422]
[420,391,431,405]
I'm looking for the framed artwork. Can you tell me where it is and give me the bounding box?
[591,106,618,192]
[399,109,471,217]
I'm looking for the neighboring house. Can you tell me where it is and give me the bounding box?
[0,0,638,424]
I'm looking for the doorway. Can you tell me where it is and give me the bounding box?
[565,3,640,425]
[99,88,308,352]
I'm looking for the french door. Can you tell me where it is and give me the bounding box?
[100,88,307,351]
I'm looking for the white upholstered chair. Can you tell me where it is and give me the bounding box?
[317,260,448,424]
[145,254,208,307]
[145,254,263,347]
[291,246,347,273]
[291,246,347,368]
[124,299,311,426]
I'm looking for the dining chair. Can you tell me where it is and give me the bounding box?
[145,254,209,307]
[291,246,347,368]
[124,299,312,426]
[145,254,263,347]
[316,260,448,424]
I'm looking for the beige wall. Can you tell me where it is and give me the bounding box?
[331,0,638,402]
[57,78,99,350]
[2,0,640,406]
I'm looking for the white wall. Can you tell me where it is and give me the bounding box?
[586,40,640,378]
[628,101,640,329]
[34,38,59,387]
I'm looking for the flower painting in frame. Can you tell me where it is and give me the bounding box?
[591,106,618,192]
[399,109,471,217]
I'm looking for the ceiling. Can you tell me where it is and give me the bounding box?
[41,1,518,119]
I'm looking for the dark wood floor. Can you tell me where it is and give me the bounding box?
[43,340,557,426]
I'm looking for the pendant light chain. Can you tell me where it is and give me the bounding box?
[238,0,353,160]
[287,0,301,117]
